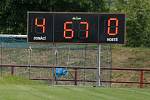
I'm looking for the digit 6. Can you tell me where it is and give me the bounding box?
[64,21,74,39]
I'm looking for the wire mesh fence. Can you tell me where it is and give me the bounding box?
[0,42,112,86]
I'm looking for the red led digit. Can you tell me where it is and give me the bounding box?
[64,21,74,39]
[80,21,89,38]
[35,17,46,33]
[107,18,118,36]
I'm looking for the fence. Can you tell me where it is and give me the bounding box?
[0,42,112,86]
[102,67,150,88]
[1,64,150,88]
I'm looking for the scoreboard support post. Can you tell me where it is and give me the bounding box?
[28,45,32,79]
[98,44,101,86]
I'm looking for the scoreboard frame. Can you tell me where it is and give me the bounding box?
[27,12,126,44]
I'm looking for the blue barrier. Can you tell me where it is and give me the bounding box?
[52,67,68,78]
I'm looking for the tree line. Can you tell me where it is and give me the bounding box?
[0,0,150,47]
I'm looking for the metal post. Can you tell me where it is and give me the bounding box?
[110,44,112,87]
[140,70,144,88]
[54,44,58,85]
[0,43,2,77]
[74,68,77,85]
[67,45,70,66]
[98,44,101,86]
[84,44,87,85]
[28,45,32,79]
[11,67,14,76]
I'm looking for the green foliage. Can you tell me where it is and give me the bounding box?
[126,0,150,47]
[0,0,106,35]
[111,0,150,47]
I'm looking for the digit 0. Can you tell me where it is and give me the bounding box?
[80,21,89,38]
[64,21,74,39]
[107,18,118,36]
[35,17,46,33]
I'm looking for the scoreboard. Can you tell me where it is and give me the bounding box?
[27,12,125,44]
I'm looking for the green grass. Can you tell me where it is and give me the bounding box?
[0,84,150,100]
[0,76,150,100]
[0,76,45,85]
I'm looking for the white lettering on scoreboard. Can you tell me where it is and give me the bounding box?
[107,38,118,42]
[33,36,46,40]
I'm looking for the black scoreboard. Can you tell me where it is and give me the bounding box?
[27,12,125,44]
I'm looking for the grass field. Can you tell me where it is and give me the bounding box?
[0,76,150,100]
[0,84,150,100]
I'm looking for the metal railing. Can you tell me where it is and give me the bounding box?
[101,67,150,88]
[0,64,150,88]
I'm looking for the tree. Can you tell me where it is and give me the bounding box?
[126,0,150,47]
[0,0,107,35]
[110,0,150,47]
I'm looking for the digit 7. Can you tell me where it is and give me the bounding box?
[79,21,89,39]
[64,21,74,39]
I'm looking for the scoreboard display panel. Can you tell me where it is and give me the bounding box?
[27,12,125,44]
[54,14,98,43]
